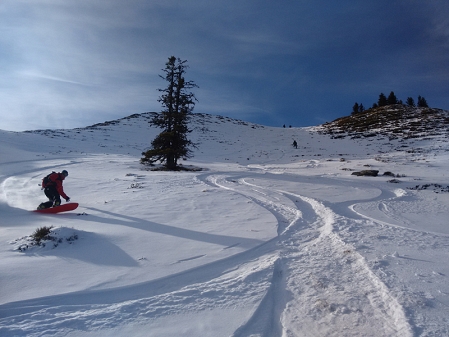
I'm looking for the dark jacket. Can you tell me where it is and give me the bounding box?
[44,172,68,199]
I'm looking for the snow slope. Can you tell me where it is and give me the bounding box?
[0,112,448,336]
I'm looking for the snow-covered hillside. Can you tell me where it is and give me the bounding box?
[1,110,448,336]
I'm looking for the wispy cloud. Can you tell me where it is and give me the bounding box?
[19,70,91,86]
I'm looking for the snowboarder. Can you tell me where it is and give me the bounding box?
[37,170,71,209]
[292,140,298,149]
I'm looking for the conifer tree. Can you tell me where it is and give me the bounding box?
[406,97,415,107]
[141,56,198,170]
[417,95,429,108]
[378,93,387,107]
[387,91,398,105]
[352,102,360,115]
[351,102,366,115]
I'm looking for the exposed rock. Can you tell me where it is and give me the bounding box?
[351,170,379,177]
[387,179,401,183]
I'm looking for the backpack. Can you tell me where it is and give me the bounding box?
[42,172,56,188]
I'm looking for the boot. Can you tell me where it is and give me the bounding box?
[38,201,53,209]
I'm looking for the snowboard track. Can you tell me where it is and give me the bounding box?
[200,172,414,336]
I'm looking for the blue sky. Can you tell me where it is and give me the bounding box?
[1,1,448,131]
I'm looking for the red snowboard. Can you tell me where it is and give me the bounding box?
[34,203,79,214]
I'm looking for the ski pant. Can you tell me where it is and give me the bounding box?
[42,186,61,208]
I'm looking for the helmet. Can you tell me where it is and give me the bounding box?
[61,170,68,177]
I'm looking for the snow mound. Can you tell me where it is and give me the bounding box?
[10,226,80,252]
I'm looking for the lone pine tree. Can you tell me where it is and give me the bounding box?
[141,56,198,170]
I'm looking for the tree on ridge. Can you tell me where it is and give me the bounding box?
[141,56,198,170]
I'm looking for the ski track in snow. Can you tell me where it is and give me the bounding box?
[203,169,448,336]
[201,172,415,336]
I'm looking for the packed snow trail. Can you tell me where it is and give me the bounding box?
[200,172,414,336]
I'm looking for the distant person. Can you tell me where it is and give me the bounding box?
[292,140,298,149]
[37,170,70,209]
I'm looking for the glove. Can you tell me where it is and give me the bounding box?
[65,197,70,202]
